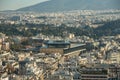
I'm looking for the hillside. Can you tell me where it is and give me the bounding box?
[0,19,120,38]
[17,0,120,12]
[95,19,120,37]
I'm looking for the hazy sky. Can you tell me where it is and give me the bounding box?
[0,0,49,11]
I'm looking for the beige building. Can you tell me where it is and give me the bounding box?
[109,52,120,64]
[2,42,10,51]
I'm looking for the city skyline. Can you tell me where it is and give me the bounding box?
[0,0,48,11]
[0,1,120,79]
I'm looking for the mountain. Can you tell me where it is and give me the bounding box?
[17,0,120,12]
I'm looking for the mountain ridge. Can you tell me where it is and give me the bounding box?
[17,0,120,12]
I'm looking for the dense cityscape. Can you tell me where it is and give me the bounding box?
[0,9,120,80]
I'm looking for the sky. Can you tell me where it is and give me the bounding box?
[0,0,49,11]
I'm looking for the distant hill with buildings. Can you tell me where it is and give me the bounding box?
[17,0,120,12]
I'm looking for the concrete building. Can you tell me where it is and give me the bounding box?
[2,42,10,51]
[109,52,120,64]
[80,68,108,80]
[40,40,86,55]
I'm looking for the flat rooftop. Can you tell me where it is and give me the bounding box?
[46,40,70,45]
